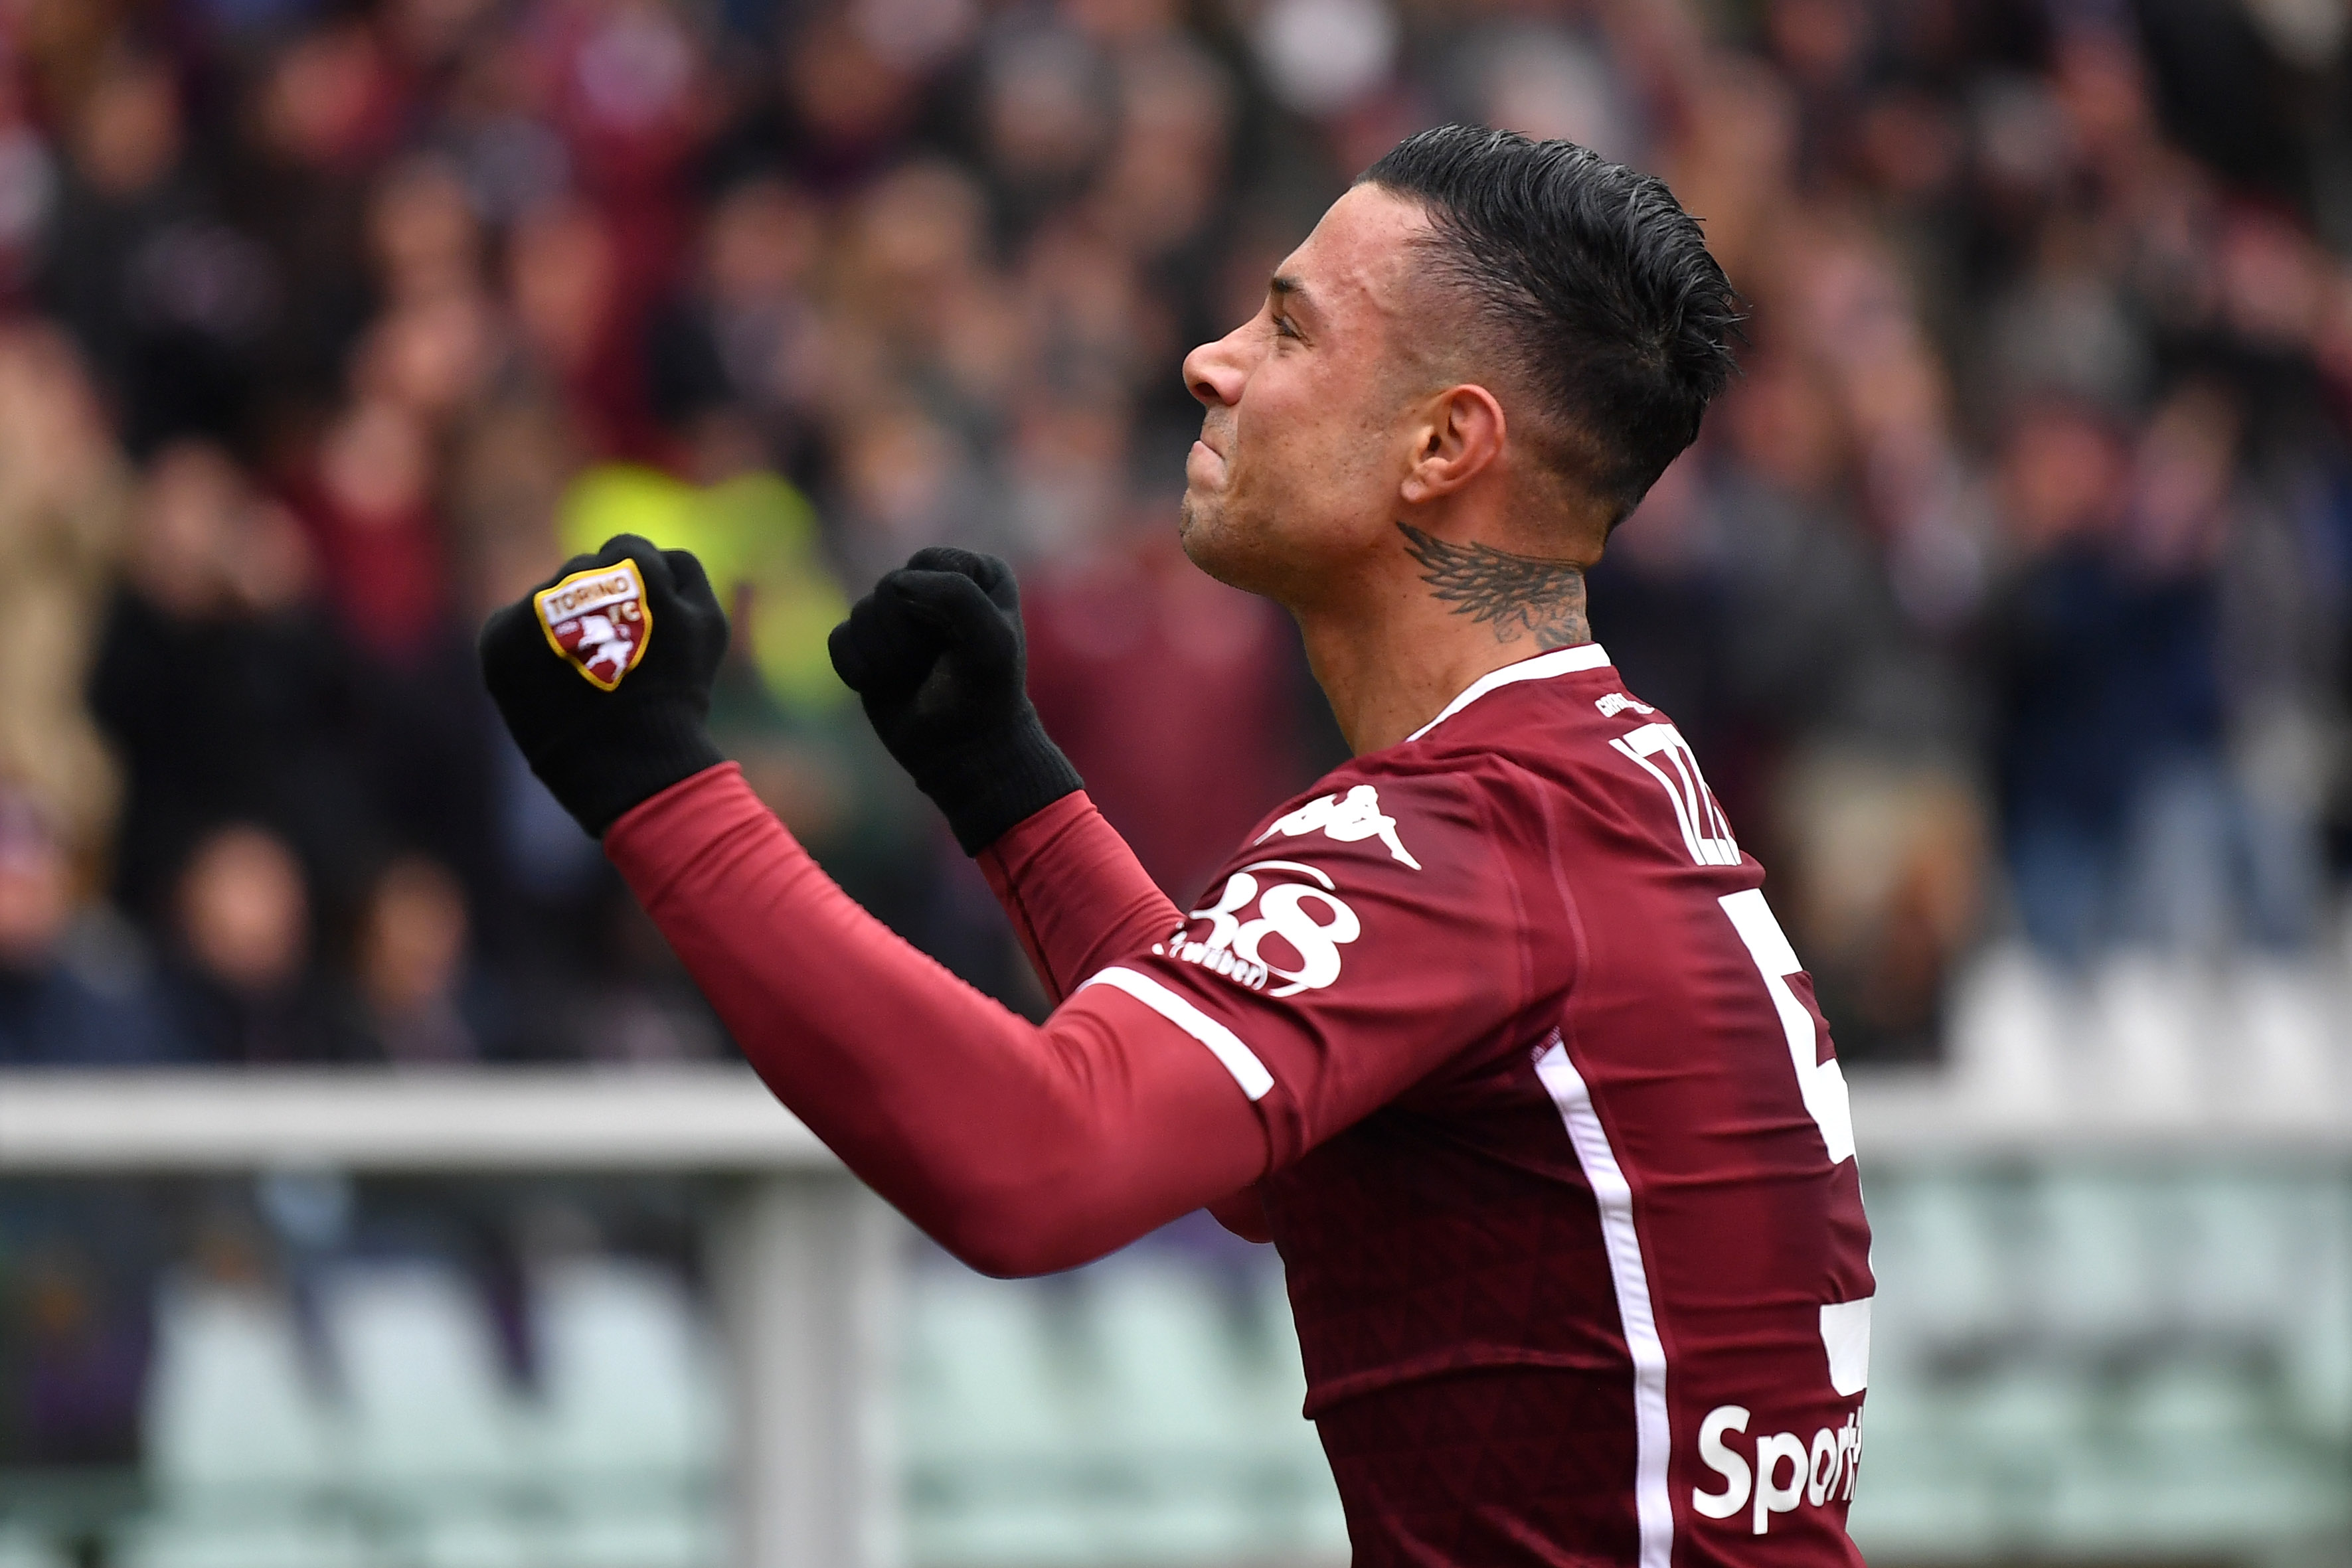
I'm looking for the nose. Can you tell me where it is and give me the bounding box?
[1183,322,1248,410]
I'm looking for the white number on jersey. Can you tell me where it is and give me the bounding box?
[1605,721,1846,1162]
[1609,722,1740,866]
[1187,860,1362,998]
[1719,889,1855,1164]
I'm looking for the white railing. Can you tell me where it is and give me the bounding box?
[9,1040,2352,1567]
[0,1067,890,1568]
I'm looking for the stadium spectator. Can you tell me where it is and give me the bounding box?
[353,854,509,1065]
[0,323,131,866]
[88,441,368,924]
[164,823,359,1065]
[0,790,183,1067]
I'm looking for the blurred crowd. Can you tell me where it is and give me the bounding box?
[0,0,2347,1099]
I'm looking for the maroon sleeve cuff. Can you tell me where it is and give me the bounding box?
[981,790,1103,876]
[602,762,755,886]
[973,791,1185,1002]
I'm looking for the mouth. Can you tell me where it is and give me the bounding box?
[1185,437,1227,490]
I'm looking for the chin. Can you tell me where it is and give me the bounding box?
[1179,501,1290,600]
[1176,505,1241,584]
[1176,508,1232,579]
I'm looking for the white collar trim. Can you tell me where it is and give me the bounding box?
[1404,643,1612,743]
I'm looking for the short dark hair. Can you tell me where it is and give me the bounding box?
[1361,125,1740,522]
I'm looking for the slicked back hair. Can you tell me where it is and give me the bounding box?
[1361,125,1740,523]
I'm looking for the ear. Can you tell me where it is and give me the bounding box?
[1399,384,1507,503]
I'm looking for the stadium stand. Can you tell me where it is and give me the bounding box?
[2,0,2352,1563]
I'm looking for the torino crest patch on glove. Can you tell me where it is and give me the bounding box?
[536,560,651,690]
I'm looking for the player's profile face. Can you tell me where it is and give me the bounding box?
[1176,185,1434,605]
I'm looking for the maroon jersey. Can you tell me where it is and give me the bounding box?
[1074,645,1874,1567]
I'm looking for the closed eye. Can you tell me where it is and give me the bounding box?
[1267,273,1309,343]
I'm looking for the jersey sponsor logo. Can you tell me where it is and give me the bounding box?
[535,561,651,690]
[1254,784,1422,870]
[1165,858,1361,998]
[1693,1405,1862,1535]
[1609,721,1739,867]
[1595,691,1654,718]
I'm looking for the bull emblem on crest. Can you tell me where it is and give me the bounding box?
[535,561,652,691]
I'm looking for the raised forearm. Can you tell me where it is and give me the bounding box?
[977,794,1185,1003]
[978,795,1275,1242]
[605,765,1266,1275]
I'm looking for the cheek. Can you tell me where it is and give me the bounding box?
[1226,357,1396,536]
[1232,374,1330,490]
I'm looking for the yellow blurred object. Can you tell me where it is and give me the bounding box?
[558,465,851,715]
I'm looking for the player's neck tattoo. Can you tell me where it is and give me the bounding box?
[1396,520,1591,651]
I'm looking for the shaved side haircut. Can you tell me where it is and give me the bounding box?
[1362,125,1741,522]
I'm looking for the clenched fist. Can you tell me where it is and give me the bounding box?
[479,534,730,838]
[828,548,1082,854]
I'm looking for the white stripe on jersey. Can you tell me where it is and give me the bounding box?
[1404,643,1614,743]
[1079,967,1276,1101]
[1535,1033,1673,1568]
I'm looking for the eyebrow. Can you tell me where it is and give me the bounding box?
[1270,274,1306,301]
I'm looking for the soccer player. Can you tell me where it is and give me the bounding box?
[481,127,1872,1567]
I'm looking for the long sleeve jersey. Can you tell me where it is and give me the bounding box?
[604,642,1873,1568]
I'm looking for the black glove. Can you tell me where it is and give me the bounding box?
[828,548,1082,854]
[479,534,729,839]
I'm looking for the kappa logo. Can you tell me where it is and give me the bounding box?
[536,562,651,691]
[1255,784,1421,870]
